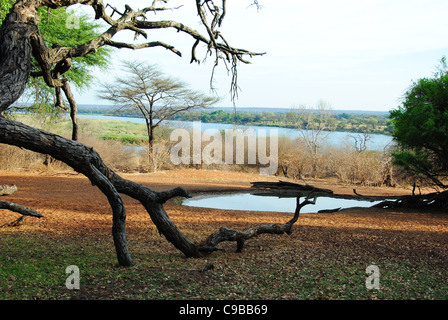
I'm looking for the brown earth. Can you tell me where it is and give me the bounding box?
[1,168,446,249]
[1,168,448,299]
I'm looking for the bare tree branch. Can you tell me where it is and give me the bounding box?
[103,40,182,56]
[0,0,267,266]
[200,194,316,253]
[0,200,43,218]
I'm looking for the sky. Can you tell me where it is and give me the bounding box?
[67,0,448,112]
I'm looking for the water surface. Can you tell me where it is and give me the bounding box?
[182,192,384,213]
[78,114,393,151]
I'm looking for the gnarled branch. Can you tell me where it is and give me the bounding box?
[0,0,266,266]
[200,194,316,253]
[0,200,43,218]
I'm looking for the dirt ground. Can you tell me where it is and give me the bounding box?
[1,168,446,248]
[1,168,448,300]
[0,168,421,236]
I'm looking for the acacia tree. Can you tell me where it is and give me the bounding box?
[28,5,111,141]
[1,0,111,140]
[98,60,219,172]
[0,0,314,267]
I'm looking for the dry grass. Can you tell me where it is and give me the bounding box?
[0,114,417,188]
[278,137,400,187]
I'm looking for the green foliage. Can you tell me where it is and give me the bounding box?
[0,0,13,24]
[1,2,111,104]
[34,7,111,90]
[107,108,391,134]
[390,57,448,188]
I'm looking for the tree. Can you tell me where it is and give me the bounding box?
[1,1,111,141]
[0,0,271,267]
[98,61,219,171]
[294,100,335,155]
[390,57,448,189]
[32,6,111,141]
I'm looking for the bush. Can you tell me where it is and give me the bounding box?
[390,57,448,189]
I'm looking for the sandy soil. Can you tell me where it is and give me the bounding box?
[1,168,446,240]
[0,168,446,263]
[2,168,447,300]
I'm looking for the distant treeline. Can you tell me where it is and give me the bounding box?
[78,106,393,135]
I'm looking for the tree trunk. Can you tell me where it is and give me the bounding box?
[0,2,38,113]
[145,116,155,172]
[54,59,79,141]
[62,81,79,141]
[148,126,155,172]
[0,116,201,262]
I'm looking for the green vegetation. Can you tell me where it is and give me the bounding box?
[10,114,171,146]
[79,107,393,135]
[391,57,448,189]
[0,0,12,24]
[1,233,446,300]
[1,2,111,95]
[34,6,111,91]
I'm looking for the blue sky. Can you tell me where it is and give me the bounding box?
[69,0,448,112]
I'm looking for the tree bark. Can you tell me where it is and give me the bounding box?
[0,1,38,113]
[0,200,43,218]
[0,116,201,263]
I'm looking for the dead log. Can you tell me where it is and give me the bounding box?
[318,208,341,213]
[0,184,18,196]
[199,193,316,253]
[0,200,43,218]
[251,181,333,196]
[371,191,448,210]
[0,185,43,227]
[0,200,43,228]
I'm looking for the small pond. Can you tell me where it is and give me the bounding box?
[182,192,386,213]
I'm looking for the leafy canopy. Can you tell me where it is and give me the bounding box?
[0,0,13,24]
[390,57,448,188]
[1,1,110,100]
[35,6,111,90]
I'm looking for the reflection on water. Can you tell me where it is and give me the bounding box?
[182,193,384,213]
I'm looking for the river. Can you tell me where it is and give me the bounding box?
[78,114,394,151]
